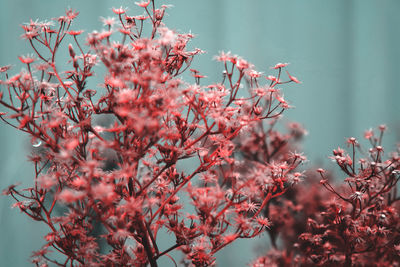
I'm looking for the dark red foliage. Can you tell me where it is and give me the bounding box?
[252,127,400,267]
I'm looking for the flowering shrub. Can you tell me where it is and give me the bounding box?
[253,126,400,266]
[2,2,399,267]
[0,1,303,266]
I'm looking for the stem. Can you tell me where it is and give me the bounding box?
[138,217,158,267]
[156,243,182,259]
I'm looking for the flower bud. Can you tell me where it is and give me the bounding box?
[68,44,76,58]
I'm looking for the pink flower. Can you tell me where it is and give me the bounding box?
[58,189,85,203]
[247,69,263,78]
[101,17,116,27]
[112,7,127,15]
[265,75,278,82]
[346,137,357,146]
[158,27,176,45]
[256,216,271,228]
[37,175,56,189]
[236,58,250,70]
[0,65,11,72]
[66,9,79,21]
[286,70,301,83]
[275,93,287,106]
[135,1,150,8]
[67,30,84,36]
[272,62,289,69]
[214,51,234,62]
[18,55,35,64]
[133,14,149,21]
[92,183,116,204]
[364,129,374,139]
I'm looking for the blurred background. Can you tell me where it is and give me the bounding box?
[1,0,399,266]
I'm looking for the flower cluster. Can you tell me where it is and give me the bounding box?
[0,2,302,266]
[253,126,400,266]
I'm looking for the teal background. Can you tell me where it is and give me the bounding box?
[1,0,400,266]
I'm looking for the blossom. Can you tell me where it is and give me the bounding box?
[2,183,20,195]
[135,1,150,8]
[112,7,127,15]
[0,65,11,72]
[346,137,357,146]
[265,75,278,82]
[286,70,301,83]
[92,183,116,204]
[67,30,84,36]
[256,216,271,229]
[214,51,234,62]
[247,69,263,78]
[66,9,79,21]
[364,128,374,139]
[58,189,85,203]
[21,28,39,40]
[37,175,56,189]
[133,14,149,21]
[379,124,387,132]
[236,58,250,70]
[272,62,289,69]
[158,27,176,45]
[18,55,35,64]
[100,17,116,27]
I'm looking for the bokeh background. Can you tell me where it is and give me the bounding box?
[1,0,400,266]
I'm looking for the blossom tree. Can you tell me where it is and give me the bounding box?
[0,1,303,266]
